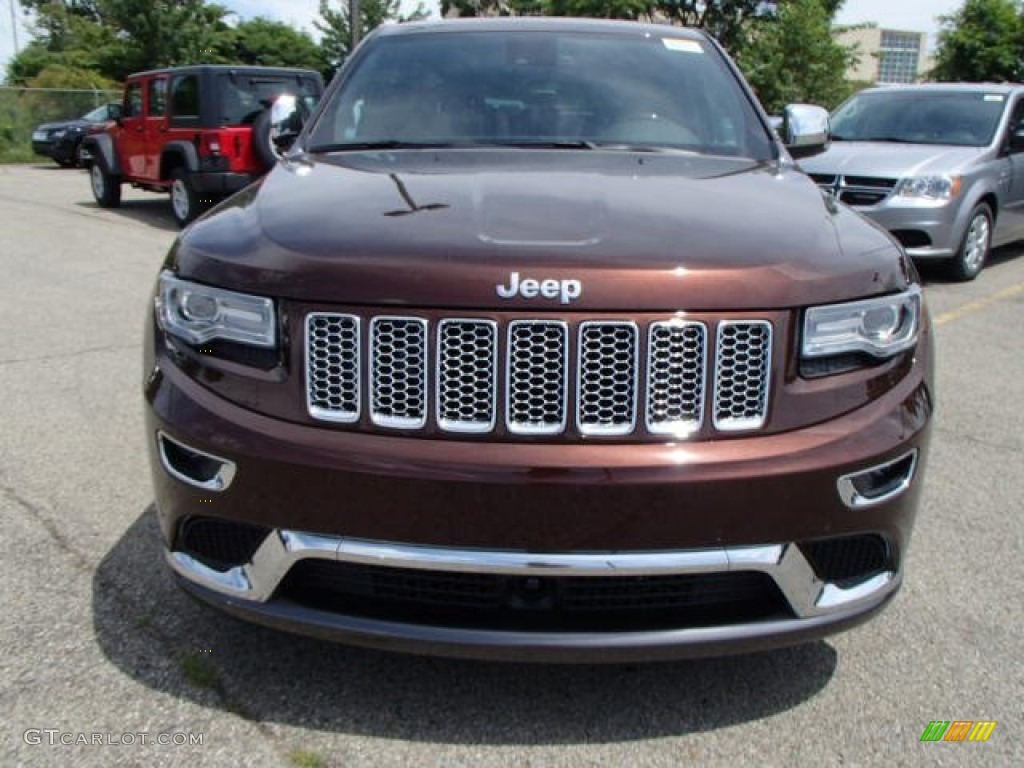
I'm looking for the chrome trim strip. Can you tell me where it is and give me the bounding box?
[713,319,773,432]
[305,312,361,423]
[837,449,918,509]
[156,431,236,492]
[435,318,499,434]
[167,531,899,619]
[576,320,639,436]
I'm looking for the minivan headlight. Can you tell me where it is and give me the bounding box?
[895,175,961,201]
[156,271,276,347]
[802,287,920,360]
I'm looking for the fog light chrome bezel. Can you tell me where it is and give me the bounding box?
[837,449,918,509]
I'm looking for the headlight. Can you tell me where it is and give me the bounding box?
[156,271,276,348]
[895,175,961,201]
[802,287,921,360]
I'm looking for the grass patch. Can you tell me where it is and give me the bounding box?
[179,652,219,689]
[288,748,328,768]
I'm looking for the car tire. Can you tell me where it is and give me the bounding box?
[90,156,121,208]
[170,168,201,227]
[948,204,991,281]
[72,140,84,168]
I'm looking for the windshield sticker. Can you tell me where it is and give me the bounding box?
[984,94,1005,102]
[662,39,704,54]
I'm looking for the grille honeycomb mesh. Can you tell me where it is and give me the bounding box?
[306,313,773,437]
[647,321,706,434]
[307,313,360,422]
[713,321,772,430]
[437,319,498,432]
[578,322,638,435]
[506,320,567,434]
[371,317,427,428]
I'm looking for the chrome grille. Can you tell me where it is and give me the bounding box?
[306,313,774,438]
[370,317,427,429]
[811,174,898,207]
[577,321,638,435]
[506,320,568,435]
[646,321,706,435]
[306,313,360,422]
[713,321,772,431]
[436,319,498,433]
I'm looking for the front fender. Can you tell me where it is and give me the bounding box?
[81,134,120,175]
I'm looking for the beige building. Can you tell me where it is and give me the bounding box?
[837,27,932,84]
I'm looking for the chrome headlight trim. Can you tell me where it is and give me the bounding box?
[802,286,921,360]
[156,270,276,348]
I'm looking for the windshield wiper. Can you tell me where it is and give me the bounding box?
[309,140,464,152]
[476,139,597,149]
[860,136,919,144]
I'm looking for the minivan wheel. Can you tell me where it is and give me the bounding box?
[949,204,991,281]
[170,168,201,227]
[90,158,121,208]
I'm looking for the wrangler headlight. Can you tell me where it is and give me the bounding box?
[802,287,921,360]
[156,271,276,348]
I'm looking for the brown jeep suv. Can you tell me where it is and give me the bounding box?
[144,19,933,662]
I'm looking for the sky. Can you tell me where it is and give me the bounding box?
[0,1,967,82]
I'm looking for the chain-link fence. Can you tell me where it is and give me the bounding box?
[0,87,122,163]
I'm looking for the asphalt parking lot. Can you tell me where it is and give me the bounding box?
[0,163,1021,767]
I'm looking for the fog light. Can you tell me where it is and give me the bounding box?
[157,432,236,491]
[837,450,917,509]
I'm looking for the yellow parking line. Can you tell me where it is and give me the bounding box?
[933,282,1024,327]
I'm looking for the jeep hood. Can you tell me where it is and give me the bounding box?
[173,150,911,311]
[800,141,985,179]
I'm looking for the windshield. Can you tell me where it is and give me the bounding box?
[831,90,1007,147]
[309,29,774,158]
[82,104,112,122]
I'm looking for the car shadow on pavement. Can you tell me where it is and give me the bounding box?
[75,200,179,232]
[916,243,1021,284]
[93,507,837,745]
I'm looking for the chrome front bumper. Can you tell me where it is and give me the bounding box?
[168,530,900,661]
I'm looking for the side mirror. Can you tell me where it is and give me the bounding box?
[779,104,830,159]
[108,103,123,122]
[1009,127,1024,154]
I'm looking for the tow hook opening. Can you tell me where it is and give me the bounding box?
[157,431,236,491]
[837,450,918,509]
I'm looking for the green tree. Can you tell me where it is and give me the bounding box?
[97,0,237,77]
[739,0,855,112]
[932,0,1024,82]
[316,0,427,76]
[230,17,327,73]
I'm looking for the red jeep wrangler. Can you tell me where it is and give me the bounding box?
[84,65,323,226]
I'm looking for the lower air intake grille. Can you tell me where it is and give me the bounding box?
[277,560,791,631]
[800,534,892,585]
[177,517,270,571]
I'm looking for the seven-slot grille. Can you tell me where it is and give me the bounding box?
[306,314,772,438]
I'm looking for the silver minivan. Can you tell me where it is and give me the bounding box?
[801,83,1024,280]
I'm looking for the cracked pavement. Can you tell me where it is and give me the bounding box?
[0,164,1021,767]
